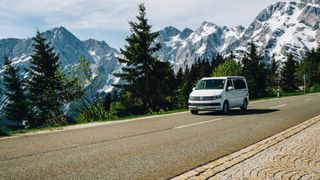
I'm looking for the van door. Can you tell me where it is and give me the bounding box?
[225,79,236,107]
[233,78,247,106]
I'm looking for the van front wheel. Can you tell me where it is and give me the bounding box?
[191,110,198,114]
[222,101,229,114]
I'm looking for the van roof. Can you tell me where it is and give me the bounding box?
[201,76,245,80]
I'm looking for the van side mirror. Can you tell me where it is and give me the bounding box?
[227,86,234,91]
[192,87,195,91]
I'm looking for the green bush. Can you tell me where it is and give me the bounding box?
[309,84,320,93]
[0,126,10,136]
[75,103,112,123]
[110,101,146,117]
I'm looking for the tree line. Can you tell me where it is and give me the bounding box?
[1,4,319,132]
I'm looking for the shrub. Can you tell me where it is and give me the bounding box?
[75,102,111,123]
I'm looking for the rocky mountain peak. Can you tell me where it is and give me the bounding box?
[179,28,193,39]
[158,26,181,41]
[256,2,286,22]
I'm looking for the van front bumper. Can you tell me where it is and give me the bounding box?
[188,102,222,111]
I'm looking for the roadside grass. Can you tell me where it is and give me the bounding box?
[1,91,319,137]
[5,125,63,137]
[1,108,187,137]
[251,91,305,102]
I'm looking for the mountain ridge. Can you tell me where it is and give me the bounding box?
[0,0,319,91]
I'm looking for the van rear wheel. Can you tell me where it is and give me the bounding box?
[241,99,248,111]
[191,110,198,114]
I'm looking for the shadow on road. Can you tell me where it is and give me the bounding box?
[197,109,279,116]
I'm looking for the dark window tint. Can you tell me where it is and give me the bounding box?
[195,79,225,90]
[226,80,233,90]
[233,79,247,89]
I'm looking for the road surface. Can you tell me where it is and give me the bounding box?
[0,93,320,179]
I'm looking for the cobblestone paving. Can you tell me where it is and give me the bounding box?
[213,121,320,179]
[172,115,320,180]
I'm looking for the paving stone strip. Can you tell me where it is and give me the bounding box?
[171,115,320,180]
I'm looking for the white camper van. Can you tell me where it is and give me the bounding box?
[188,76,249,114]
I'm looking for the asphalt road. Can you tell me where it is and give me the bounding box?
[0,93,320,179]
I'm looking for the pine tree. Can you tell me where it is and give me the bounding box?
[2,55,29,125]
[211,53,224,69]
[175,67,184,88]
[267,55,279,95]
[183,65,190,82]
[151,61,176,109]
[103,93,112,112]
[27,30,77,127]
[114,4,172,112]
[296,47,320,89]
[242,42,267,98]
[281,54,298,92]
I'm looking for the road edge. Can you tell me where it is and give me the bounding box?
[171,114,320,180]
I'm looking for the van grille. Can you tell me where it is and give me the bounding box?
[189,96,215,101]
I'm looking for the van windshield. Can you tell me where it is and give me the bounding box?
[195,79,225,90]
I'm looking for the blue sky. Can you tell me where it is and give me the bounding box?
[0,0,291,49]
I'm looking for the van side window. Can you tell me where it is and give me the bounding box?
[234,79,247,89]
[226,80,233,90]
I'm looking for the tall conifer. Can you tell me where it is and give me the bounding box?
[281,54,298,92]
[2,55,29,125]
[27,31,75,126]
[242,42,267,98]
[114,4,174,111]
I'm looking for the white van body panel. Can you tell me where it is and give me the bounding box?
[188,76,249,113]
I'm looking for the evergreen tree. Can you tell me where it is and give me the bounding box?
[2,55,29,125]
[281,54,298,92]
[151,61,176,109]
[103,93,112,112]
[296,47,320,89]
[179,63,199,106]
[211,53,224,69]
[242,42,267,98]
[114,4,172,112]
[266,55,279,95]
[199,59,212,78]
[27,30,78,127]
[175,67,184,88]
[183,65,190,82]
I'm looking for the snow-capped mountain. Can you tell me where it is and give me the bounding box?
[155,22,245,70]
[0,27,120,96]
[156,0,319,70]
[224,0,320,62]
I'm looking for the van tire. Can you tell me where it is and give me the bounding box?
[191,110,198,114]
[241,99,248,111]
[222,101,229,114]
